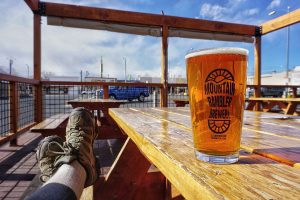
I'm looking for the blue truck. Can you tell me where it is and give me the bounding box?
[99,86,150,102]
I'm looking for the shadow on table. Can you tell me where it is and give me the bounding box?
[238,148,300,166]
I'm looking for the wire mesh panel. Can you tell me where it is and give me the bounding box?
[42,83,163,118]
[116,86,160,108]
[17,83,35,130]
[0,81,10,137]
[42,84,105,118]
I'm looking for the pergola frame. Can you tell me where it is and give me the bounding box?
[24,0,300,116]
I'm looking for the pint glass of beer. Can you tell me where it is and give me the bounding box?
[185,47,248,164]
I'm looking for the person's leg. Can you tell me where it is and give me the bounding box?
[27,108,99,200]
[27,161,86,200]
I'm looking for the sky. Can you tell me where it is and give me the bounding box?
[0,0,300,80]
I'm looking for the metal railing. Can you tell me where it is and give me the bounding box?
[0,74,39,144]
[41,82,189,117]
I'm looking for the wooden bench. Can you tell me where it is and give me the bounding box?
[30,113,69,138]
[245,97,300,115]
[173,98,189,107]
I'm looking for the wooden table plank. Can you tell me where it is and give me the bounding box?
[67,99,126,139]
[130,108,300,167]
[109,108,300,199]
[67,99,126,110]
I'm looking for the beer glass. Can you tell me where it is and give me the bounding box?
[185,47,248,164]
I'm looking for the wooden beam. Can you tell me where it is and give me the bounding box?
[254,36,261,111]
[34,14,41,81]
[0,73,39,85]
[254,36,261,88]
[40,1,257,36]
[41,81,162,87]
[169,28,254,43]
[47,16,256,43]
[261,8,300,34]
[24,0,39,11]
[161,25,168,108]
[9,82,18,146]
[34,14,43,122]
[103,85,109,99]
[48,17,162,37]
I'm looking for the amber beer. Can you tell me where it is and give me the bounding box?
[185,48,248,164]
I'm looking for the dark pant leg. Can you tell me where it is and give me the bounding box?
[25,183,77,200]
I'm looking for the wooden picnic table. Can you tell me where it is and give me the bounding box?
[245,97,300,115]
[67,99,127,139]
[173,98,189,107]
[104,107,300,199]
[30,113,69,137]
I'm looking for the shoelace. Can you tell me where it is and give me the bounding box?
[39,141,71,182]
[47,140,71,155]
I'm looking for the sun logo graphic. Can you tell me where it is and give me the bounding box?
[204,69,235,135]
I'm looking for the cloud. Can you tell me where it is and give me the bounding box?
[243,8,259,16]
[198,1,263,25]
[200,3,226,20]
[267,0,281,10]
[0,0,161,79]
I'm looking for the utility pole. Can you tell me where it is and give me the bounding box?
[100,56,103,78]
[80,70,83,93]
[9,59,13,75]
[26,64,30,78]
[123,57,127,83]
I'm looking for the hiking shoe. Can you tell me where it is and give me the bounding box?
[36,135,66,182]
[62,107,99,187]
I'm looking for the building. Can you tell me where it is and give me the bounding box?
[247,66,300,85]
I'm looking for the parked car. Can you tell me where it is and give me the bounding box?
[247,87,284,97]
[98,86,150,102]
[81,90,95,95]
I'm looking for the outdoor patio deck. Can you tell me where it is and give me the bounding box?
[0,131,124,200]
[0,131,40,199]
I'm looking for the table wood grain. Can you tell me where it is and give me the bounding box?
[109,107,300,199]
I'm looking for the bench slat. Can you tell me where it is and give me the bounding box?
[30,118,56,132]
[30,114,69,135]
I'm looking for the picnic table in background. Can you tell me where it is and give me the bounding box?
[173,98,189,107]
[103,107,300,199]
[30,113,69,137]
[245,97,300,115]
[67,99,127,139]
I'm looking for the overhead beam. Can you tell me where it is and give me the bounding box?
[169,28,254,43]
[47,17,255,43]
[35,1,257,36]
[47,17,161,37]
[261,8,300,34]
[24,0,39,11]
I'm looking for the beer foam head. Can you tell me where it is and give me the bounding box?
[185,47,248,59]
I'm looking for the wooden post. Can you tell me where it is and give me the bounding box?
[254,36,261,111]
[9,82,18,146]
[34,13,43,122]
[103,85,109,99]
[161,25,168,107]
[292,87,297,98]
